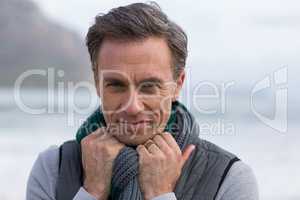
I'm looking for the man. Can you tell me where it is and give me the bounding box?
[26,2,258,200]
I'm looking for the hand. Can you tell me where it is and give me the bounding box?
[81,128,125,200]
[137,132,195,200]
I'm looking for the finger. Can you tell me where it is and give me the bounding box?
[93,127,106,135]
[181,144,195,167]
[152,134,171,154]
[81,128,104,146]
[91,131,114,146]
[95,133,121,145]
[137,145,151,159]
[85,128,106,142]
[147,143,162,155]
[160,132,181,154]
[105,123,116,135]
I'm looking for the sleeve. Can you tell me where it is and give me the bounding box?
[26,146,60,200]
[73,187,97,200]
[26,146,175,200]
[215,161,259,200]
[151,192,177,200]
[26,146,96,200]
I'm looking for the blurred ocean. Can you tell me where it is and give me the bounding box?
[0,88,299,200]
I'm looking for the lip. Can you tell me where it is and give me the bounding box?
[119,120,151,125]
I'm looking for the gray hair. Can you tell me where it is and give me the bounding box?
[86,1,188,79]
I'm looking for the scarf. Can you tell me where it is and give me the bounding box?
[75,101,198,199]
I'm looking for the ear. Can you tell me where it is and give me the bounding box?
[173,70,185,101]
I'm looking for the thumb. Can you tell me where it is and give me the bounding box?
[181,144,195,166]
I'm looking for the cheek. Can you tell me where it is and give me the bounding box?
[141,93,173,124]
[157,89,173,125]
[101,90,124,117]
[159,98,172,123]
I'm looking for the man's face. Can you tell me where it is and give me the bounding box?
[95,37,185,145]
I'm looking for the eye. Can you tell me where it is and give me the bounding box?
[139,82,160,94]
[105,82,126,92]
[106,82,123,87]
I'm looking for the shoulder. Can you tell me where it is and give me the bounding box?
[26,145,60,199]
[191,139,258,199]
[216,161,259,200]
[193,138,238,161]
[29,145,60,180]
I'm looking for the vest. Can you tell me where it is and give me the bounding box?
[56,138,239,200]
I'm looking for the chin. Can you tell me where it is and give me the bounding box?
[113,130,156,146]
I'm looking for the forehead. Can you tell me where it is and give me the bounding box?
[97,37,173,81]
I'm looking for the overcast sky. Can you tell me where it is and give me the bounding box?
[32,0,300,91]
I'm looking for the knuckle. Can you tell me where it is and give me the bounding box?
[136,145,143,153]
[176,154,182,162]
[162,134,171,143]
[81,138,87,147]
[154,134,163,142]
[81,137,91,147]
[154,134,162,140]
[162,132,171,138]
[97,127,106,134]
[175,149,182,157]
[165,149,173,157]
[172,149,181,159]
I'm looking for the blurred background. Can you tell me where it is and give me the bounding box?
[0,0,299,199]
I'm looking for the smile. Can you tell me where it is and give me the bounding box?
[119,120,151,125]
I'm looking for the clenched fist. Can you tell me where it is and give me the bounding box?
[81,128,125,200]
[137,132,195,200]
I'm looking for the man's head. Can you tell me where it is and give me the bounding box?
[86,2,188,145]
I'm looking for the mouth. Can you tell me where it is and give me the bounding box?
[117,119,154,130]
[117,116,150,123]
[110,119,156,138]
[119,120,151,125]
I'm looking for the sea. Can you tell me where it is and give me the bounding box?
[0,88,299,200]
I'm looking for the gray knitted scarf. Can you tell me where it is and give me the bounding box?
[75,101,198,199]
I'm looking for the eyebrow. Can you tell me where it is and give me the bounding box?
[137,77,163,86]
[103,77,128,84]
[103,76,163,86]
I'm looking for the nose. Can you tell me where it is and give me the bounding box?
[123,90,144,116]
